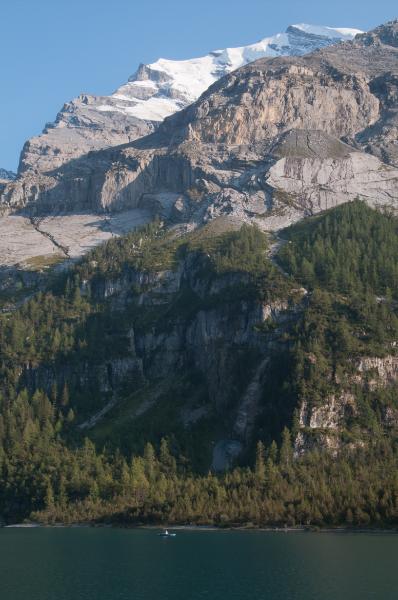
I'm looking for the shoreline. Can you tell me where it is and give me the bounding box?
[3,522,398,534]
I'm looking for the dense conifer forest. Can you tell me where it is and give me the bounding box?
[1,201,398,527]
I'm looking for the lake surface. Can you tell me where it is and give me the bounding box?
[0,528,396,599]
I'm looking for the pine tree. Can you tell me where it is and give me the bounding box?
[61,384,69,408]
[255,441,266,483]
[144,443,156,481]
[45,480,55,510]
[268,441,278,464]
[280,428,293,468]
[159,438,176,474]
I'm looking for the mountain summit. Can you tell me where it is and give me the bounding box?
[101,24,362,122]
[0,169,16,182]
[6,20,397,222]
[19,24,361,174]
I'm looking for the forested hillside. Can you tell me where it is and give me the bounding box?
[277,202,398,437]
[279,201,398,298]
[1,202,398,527]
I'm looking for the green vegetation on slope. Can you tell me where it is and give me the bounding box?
[279,200,398,298]
[76,219,182,279]
[0,223,290,473]
[273,200,398,434]
[0,222,288,409]
[1,203,398,526]
[1,389,397,528]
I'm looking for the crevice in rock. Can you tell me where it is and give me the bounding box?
[29,216,71,258]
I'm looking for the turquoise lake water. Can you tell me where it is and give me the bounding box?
[0,528,396,599]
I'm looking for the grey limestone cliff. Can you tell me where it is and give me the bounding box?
[2,22,398,235]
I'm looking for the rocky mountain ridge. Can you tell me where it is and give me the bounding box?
[17,24,361,175]
[3,21,398,236]
[0,169,16,181]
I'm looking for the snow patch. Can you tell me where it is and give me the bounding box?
[292,24,363,39]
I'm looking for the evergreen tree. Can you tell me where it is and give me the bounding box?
[255,441,266,483]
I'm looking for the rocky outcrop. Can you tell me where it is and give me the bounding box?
[355,355,398,389]
[267,134,398,216]
[298,392,357,431]
[165,63,379,146]
[295,352,398,454]
[18,99,155,175]
[356,355,398,378]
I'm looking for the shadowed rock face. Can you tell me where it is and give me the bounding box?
[18,104,155,175]
[2,21,398,237]
[358,20,398,48]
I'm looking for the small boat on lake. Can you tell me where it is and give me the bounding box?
[159,529,176,538]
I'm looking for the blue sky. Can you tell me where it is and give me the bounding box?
[1,0,397,171]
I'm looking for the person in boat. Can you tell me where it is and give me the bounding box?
[159,529,176,537]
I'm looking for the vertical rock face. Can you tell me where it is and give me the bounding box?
[266,134,398,216]
[16,24,361,175]
[166,62,380,146]
[18,104,155,175]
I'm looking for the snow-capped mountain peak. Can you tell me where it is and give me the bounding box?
[19,23,363,173]
[97,23,362,122]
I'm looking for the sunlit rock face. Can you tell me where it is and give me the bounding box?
[17,24,361,175]
[3,22,398,272]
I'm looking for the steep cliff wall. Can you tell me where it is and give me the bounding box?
[2,22,398,233]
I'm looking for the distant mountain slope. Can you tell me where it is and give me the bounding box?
[0,169,16,181]
[18,24,361,173]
